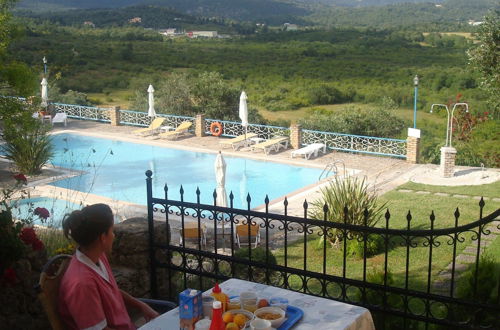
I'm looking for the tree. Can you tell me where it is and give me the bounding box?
[468,10,500,119]
[0,0,36,96]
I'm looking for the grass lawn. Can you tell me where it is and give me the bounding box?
[87,89,134,109]
[272,181,500,294]
[397,181,500,199]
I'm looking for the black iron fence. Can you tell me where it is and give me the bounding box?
[145,171,500,329]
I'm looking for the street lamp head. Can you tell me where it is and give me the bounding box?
[413,75,419,86]
[43,56,47,64]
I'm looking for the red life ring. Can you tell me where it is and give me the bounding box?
[210,122,223,137]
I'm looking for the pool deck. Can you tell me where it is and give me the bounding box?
[2,118,498,241]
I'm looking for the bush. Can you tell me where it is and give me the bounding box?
[299,105,407,138]
[346,234,384,259]
[449,254,500,326]
[2,123,53,175]
[310,176,387,247]
[233,247,278,284]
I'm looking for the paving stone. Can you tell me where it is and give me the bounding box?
[415,190,431,194]
[457,254,476,263]
[487,226,500,233]
[463,247,481,255]
[472,196,489,200]
[492,198,500,202]
[398,189,413,193]
[452,194,469,198]
[434,192,450,196]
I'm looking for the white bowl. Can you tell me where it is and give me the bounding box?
[254,306,286,328]
[223,309,255,328]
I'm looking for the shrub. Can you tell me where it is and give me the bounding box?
[2,123,53,175]
[346,234,384,259]
[450,254,500,326]
[233,247,278,284]
[310,176,387,247]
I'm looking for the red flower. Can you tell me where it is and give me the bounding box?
[3,268,17,285]
[32,239,44,251]
[13,173,27,184]
[20,227,37,245]
[34,207,50,220]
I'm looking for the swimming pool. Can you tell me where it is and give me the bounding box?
[48,133,327,209]
[11,197,82,227]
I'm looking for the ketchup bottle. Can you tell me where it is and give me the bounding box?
[209,300,225,330]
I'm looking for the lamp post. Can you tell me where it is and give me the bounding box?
[413,75,419,129]
[43,56,47,75]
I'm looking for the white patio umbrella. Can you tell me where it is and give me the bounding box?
[215,151,228,238]
[239,91,248,145]
[147,84,156,117]
[41,78,48,108]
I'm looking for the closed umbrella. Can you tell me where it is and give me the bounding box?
[147,84,156,117]
[215,151,228,238]
[239,91,248,145]
[41,78,48,108]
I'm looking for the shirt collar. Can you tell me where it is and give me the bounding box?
[76,249,110,283]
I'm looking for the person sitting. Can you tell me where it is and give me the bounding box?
[59,203,159,330]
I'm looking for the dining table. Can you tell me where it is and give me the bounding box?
[139,278,375,330]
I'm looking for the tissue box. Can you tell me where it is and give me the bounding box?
[179,289,203,330]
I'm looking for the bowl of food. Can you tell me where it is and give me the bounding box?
[254,306,286,328]
[222,309,254,329]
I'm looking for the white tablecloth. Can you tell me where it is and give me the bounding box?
[139,278,375,330]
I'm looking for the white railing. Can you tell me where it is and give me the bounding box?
[303,129,407,158]
[205,119,289,140]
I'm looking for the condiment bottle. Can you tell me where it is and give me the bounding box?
[210,283,229,312]
[209,301,225,330]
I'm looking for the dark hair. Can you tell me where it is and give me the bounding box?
[62,203,114,247]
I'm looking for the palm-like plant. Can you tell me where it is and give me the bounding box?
[2,122,53,175]
[310,175,386,248]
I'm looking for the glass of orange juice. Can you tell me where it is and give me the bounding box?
[240,292,258,312]
[227,297,241,310]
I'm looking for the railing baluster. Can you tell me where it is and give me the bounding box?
[450,208,460,298]
[404,211,412,330]
[284,197,289,290]
[426,211,435,330]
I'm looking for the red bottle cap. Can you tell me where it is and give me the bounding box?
[212,282,221,293]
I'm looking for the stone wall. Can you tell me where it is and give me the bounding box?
[111,217,171,298]
[0,249,49,330]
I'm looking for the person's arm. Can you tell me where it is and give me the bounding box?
[120,290,160,321]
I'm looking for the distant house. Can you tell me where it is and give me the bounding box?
[189,31,218,38]
[283,23,298,31]
[435,4,443,8]
[128,17,142,24]
[468,20,483,26]
[159,28,177,36]
[83,21,95,28]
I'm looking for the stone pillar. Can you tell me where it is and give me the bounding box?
[290,124,302,149]
[406,128,421,164]
[109,106,121,126]
[440,147,457,178]
[195,114,205,137]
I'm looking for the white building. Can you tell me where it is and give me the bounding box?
[189,31,218,38]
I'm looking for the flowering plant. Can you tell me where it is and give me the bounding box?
[1,174,46,286]
[34,207,50,220]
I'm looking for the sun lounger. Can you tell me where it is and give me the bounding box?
[52,113,68,126]
[132,118,165,136]
[251,136,289,155]
[219,133,258,151]
[159,121,192,140]
[291,143,327,160]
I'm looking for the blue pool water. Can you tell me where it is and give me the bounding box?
[48,133,326,209]
[11,197,82,227]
